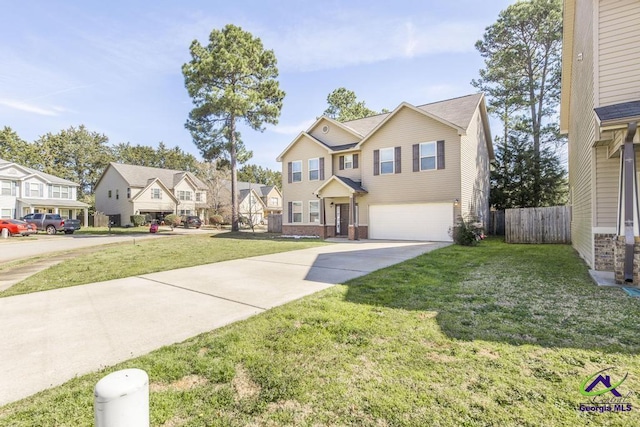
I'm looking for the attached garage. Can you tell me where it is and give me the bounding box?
[368,203,453,241]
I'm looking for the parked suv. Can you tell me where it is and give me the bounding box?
[181,215,202,228]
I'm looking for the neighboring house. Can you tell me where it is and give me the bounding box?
[560,0,640,283]
[0,157,89,225]
[238,188,268,225]
[235,181,283,221]
[276,93,493,241]
[95,162,208,226]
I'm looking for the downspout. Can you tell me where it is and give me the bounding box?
[623,122,637,282]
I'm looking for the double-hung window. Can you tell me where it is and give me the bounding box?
[309,158,319,180]
[420,142,437,170]
[292,161,302,182]
[309,200,319,223]
[344,154,353,169]
[151,188,162,199]
[1,180,15,196]
[380,148,395,174]
[292,201,302,223]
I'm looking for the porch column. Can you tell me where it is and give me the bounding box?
[618,122,638,282]
[349,194,358,241]
[84,207,89,227]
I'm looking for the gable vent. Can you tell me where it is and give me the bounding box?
[322,125,330,134]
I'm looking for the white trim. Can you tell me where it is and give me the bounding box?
[592,227,616,234]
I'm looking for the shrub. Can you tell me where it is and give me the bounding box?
[449,215,484,246]
[209,214,224,228]
[164,214,181,230]
[130,215,146,227]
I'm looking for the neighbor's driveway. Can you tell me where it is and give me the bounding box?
[0,240,449,406]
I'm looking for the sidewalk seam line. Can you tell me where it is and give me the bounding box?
[137,276,268,311]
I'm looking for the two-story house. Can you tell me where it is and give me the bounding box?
[0,157,89,225]
[277,93,493,241]
[235,182,283,223]
[560,0,640,283]
[95,162,208,226]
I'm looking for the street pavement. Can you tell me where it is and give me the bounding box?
[0,239,449,406]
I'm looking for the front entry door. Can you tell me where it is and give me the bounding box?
[336,204,349,236]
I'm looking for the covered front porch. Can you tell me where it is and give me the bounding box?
[594,101,640,284]
[314,176,368,240]
[17,198,89,227]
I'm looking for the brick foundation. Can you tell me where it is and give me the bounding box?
[282,225,323,237]
[614,236,640,284]
[594,233,616,271]
[282,224,367,240]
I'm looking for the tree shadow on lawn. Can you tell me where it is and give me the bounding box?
[343,240,640,354]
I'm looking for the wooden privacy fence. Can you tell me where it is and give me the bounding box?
[505,206,571,244]
[268,214,282,233]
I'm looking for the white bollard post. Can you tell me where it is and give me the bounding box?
[1,228,8,239]
[94,368,149,427]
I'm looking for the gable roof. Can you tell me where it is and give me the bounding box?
[99,162,207,190]
[314,175,368,195]
[238,188,267,207]
[0,157,80,186]
[130,177,178,203]
[343,93,485,138]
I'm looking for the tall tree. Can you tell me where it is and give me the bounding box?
[0,127,42,168]
[237,164,282,189]
[35,125,112,198]
[183,24,285,231]
[473,0,564,207]
[323,87,380,122]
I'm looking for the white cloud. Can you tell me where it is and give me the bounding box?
[262,17,483,72]
[268,118,316,135]
[0,99,64,116]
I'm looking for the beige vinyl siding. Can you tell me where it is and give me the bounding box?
[309,119,360,147]
[459,108,491,223]
[174,180,198,214]
[332,151,362,181]
[358,107,461,225]
[568,0,597,267]
[598,0,640,106]
[281,138,331,225]
[594,146,619,227]
[134,184,175,213]
[95,168,135,219]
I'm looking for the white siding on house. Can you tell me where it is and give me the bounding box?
[460,108,491,224]
[595,146,619,227]
[95,168,135,219]
[598,0,640,106]
[568,0,597,267]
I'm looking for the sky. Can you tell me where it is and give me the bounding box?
[1,0,518,171]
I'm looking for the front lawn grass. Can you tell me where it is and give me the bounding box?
[0,232,327,297]
[1,239,640,426]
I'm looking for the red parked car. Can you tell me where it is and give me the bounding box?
[0,219,32,236]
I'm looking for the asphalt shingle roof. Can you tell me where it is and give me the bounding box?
[594,100,640,125]
[341,93,484,136]
[109,162,207,190]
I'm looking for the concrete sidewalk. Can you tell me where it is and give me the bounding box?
[0,240,449,406]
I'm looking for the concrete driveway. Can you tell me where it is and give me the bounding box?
[0,240,449,406]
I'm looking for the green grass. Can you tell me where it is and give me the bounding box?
[0,232,327,297]
[1,239,640,426]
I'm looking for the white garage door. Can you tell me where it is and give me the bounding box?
[369,203,453,241]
